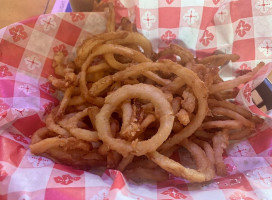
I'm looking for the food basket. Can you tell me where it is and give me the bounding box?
[1,0,272,199]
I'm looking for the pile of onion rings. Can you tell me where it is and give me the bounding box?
[30,2,264,183]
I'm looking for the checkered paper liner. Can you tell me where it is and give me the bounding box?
[1,0,272,199]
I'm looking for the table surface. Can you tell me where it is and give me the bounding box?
[0,0,56,28]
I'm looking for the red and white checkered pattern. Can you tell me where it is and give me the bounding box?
[1,0,272,199]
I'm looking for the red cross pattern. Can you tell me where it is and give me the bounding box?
[161,30,176,44]
[53,44,68,56]
[243,84,252,103]
[256,171,272,185]
[141,11,156,29]
[199,30,214,46]
[258,39,272,57]
[183,8,199,25]
[216,5,228,23]
[161,188,187,199]
[18,84,37,95]
[70,13,85,22]
[54,174,81,185]
[250,169,272,187]
[235,146,248,156]
[27,155,53,167]
[15,109,25,117]
[40,16,56,31]
[235,20,251,37]
[255,0,272,14]
[9,132,28,144]
[24,56,41,70]
[9,25,28,42]
[40,82,56,94]
[0,65,12,78]
[231,143,250,156]
[235,63,251,76]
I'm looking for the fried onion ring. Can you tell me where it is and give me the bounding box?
[148,139,215,183]
[96,83,174,157]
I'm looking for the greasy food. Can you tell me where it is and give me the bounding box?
[30,2,264,183]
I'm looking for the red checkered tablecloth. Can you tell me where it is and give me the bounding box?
[1,0,272,199]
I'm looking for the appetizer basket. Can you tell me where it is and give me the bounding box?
[1,1,272,199]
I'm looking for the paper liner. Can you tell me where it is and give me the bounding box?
[1,1,272,199]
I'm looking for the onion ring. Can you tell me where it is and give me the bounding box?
[210,62,264,94]
[212,130,229,176]
[55,86,74,119]
[65,108,99,142]
[80,44,151,103]
[31,127,54,144]
[148,139,215,183]
[106,32,153,58]
[157,44,194,66]
[211,107,254,128]
[202,120,243,130]
[119,100,133,136]
[91,61,208,152]
[45,108,70,137]
[75,31,128,67]
[198,53,240,66]
[96,83,174,157]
